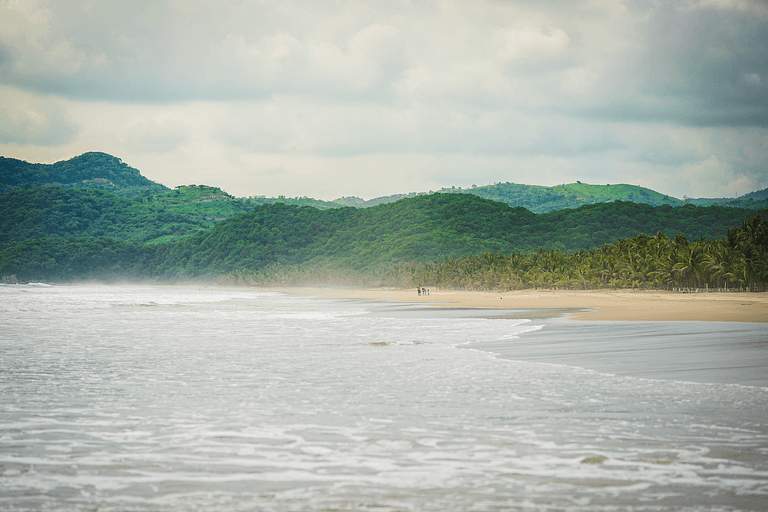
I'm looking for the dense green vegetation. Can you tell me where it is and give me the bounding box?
[1,193,763,287]
[1,151,766,291]
[333,182,768,213]
[0,237,149,282]
[445,182,682,213]
[102,194,764,277]
[147,185,250,230]
[438,182,768,213]
[0,187,207,244]
[395,214,768,292]
[248,195,343,210]
[332,192,423,208]
[0,152,168,198]
[4,151,766,230]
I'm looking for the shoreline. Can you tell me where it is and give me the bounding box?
[266,287,768,323]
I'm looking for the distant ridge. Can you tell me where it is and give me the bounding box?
[2,152,766,212]
[738,187,768,201]
[430,182,682,213]
[330,182,767,213]
[332,192,422,208]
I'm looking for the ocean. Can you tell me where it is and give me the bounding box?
[1,284,766,511]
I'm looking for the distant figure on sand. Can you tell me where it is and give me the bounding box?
[417,285,421,296]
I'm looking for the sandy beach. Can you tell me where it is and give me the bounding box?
[270,287,768,323]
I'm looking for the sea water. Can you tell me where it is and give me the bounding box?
[0,284,766,511]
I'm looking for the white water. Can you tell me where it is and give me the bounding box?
[1,284,767,511]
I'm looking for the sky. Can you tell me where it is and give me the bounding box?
[1,0,767,200]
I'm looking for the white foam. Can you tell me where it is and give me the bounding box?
[1,285,766,512]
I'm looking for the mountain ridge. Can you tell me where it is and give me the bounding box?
[3,152,766,213]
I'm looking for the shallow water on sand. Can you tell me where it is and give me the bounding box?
[1,284,767,511]
[470,317,768,387]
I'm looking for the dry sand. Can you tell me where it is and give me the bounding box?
[269,287,768,323]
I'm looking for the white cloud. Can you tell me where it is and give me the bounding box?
[497,25,571,62]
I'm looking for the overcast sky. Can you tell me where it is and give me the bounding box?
[1,0,766,200]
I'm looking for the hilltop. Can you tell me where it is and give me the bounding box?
[3,152,767,216]
[323,183,768,213]
[0,152,168,198]
[435,182,682,213]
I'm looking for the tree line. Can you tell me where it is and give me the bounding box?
[1,193,764,289]
[391,215,768,292]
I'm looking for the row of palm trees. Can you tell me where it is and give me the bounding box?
[393,216,768,292]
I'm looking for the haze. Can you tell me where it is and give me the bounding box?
[1,0,766,200]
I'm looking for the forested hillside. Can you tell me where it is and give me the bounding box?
[151,195,760,278]
[0,188,207,244]
[1,193,761,284]
[0,152,168,198]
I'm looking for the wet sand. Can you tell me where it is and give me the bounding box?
[468,319,768,386]
[268,287,768,385]
[269,287,768,323]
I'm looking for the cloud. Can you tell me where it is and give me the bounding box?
[121,116,192,153]
[3,0,765,126]
[0,0,413,102]
[578,0,768,127]
[0,86,80,145]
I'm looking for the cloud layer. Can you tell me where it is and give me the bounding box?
[1,0,766,199]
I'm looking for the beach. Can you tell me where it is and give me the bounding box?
[271,287,768,323]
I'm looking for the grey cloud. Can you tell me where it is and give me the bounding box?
[0,87,80,145]
[4,0,765,130]
[120,117,192,153]
[212,97,624,160]
[633,143,702,167]
[0,0,412,103]
[576,1,768,127]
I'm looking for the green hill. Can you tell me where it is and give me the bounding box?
[440,182,683,213]
[333,192,423,208]
[0,152,168,198]
[0,184,347,246]
[351,182,768,213]
[330,183,683,213]
[150,185,249,228]
[740,187,768,201]
[685,188,768,210]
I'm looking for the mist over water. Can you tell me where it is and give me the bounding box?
[1,284,767,511]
